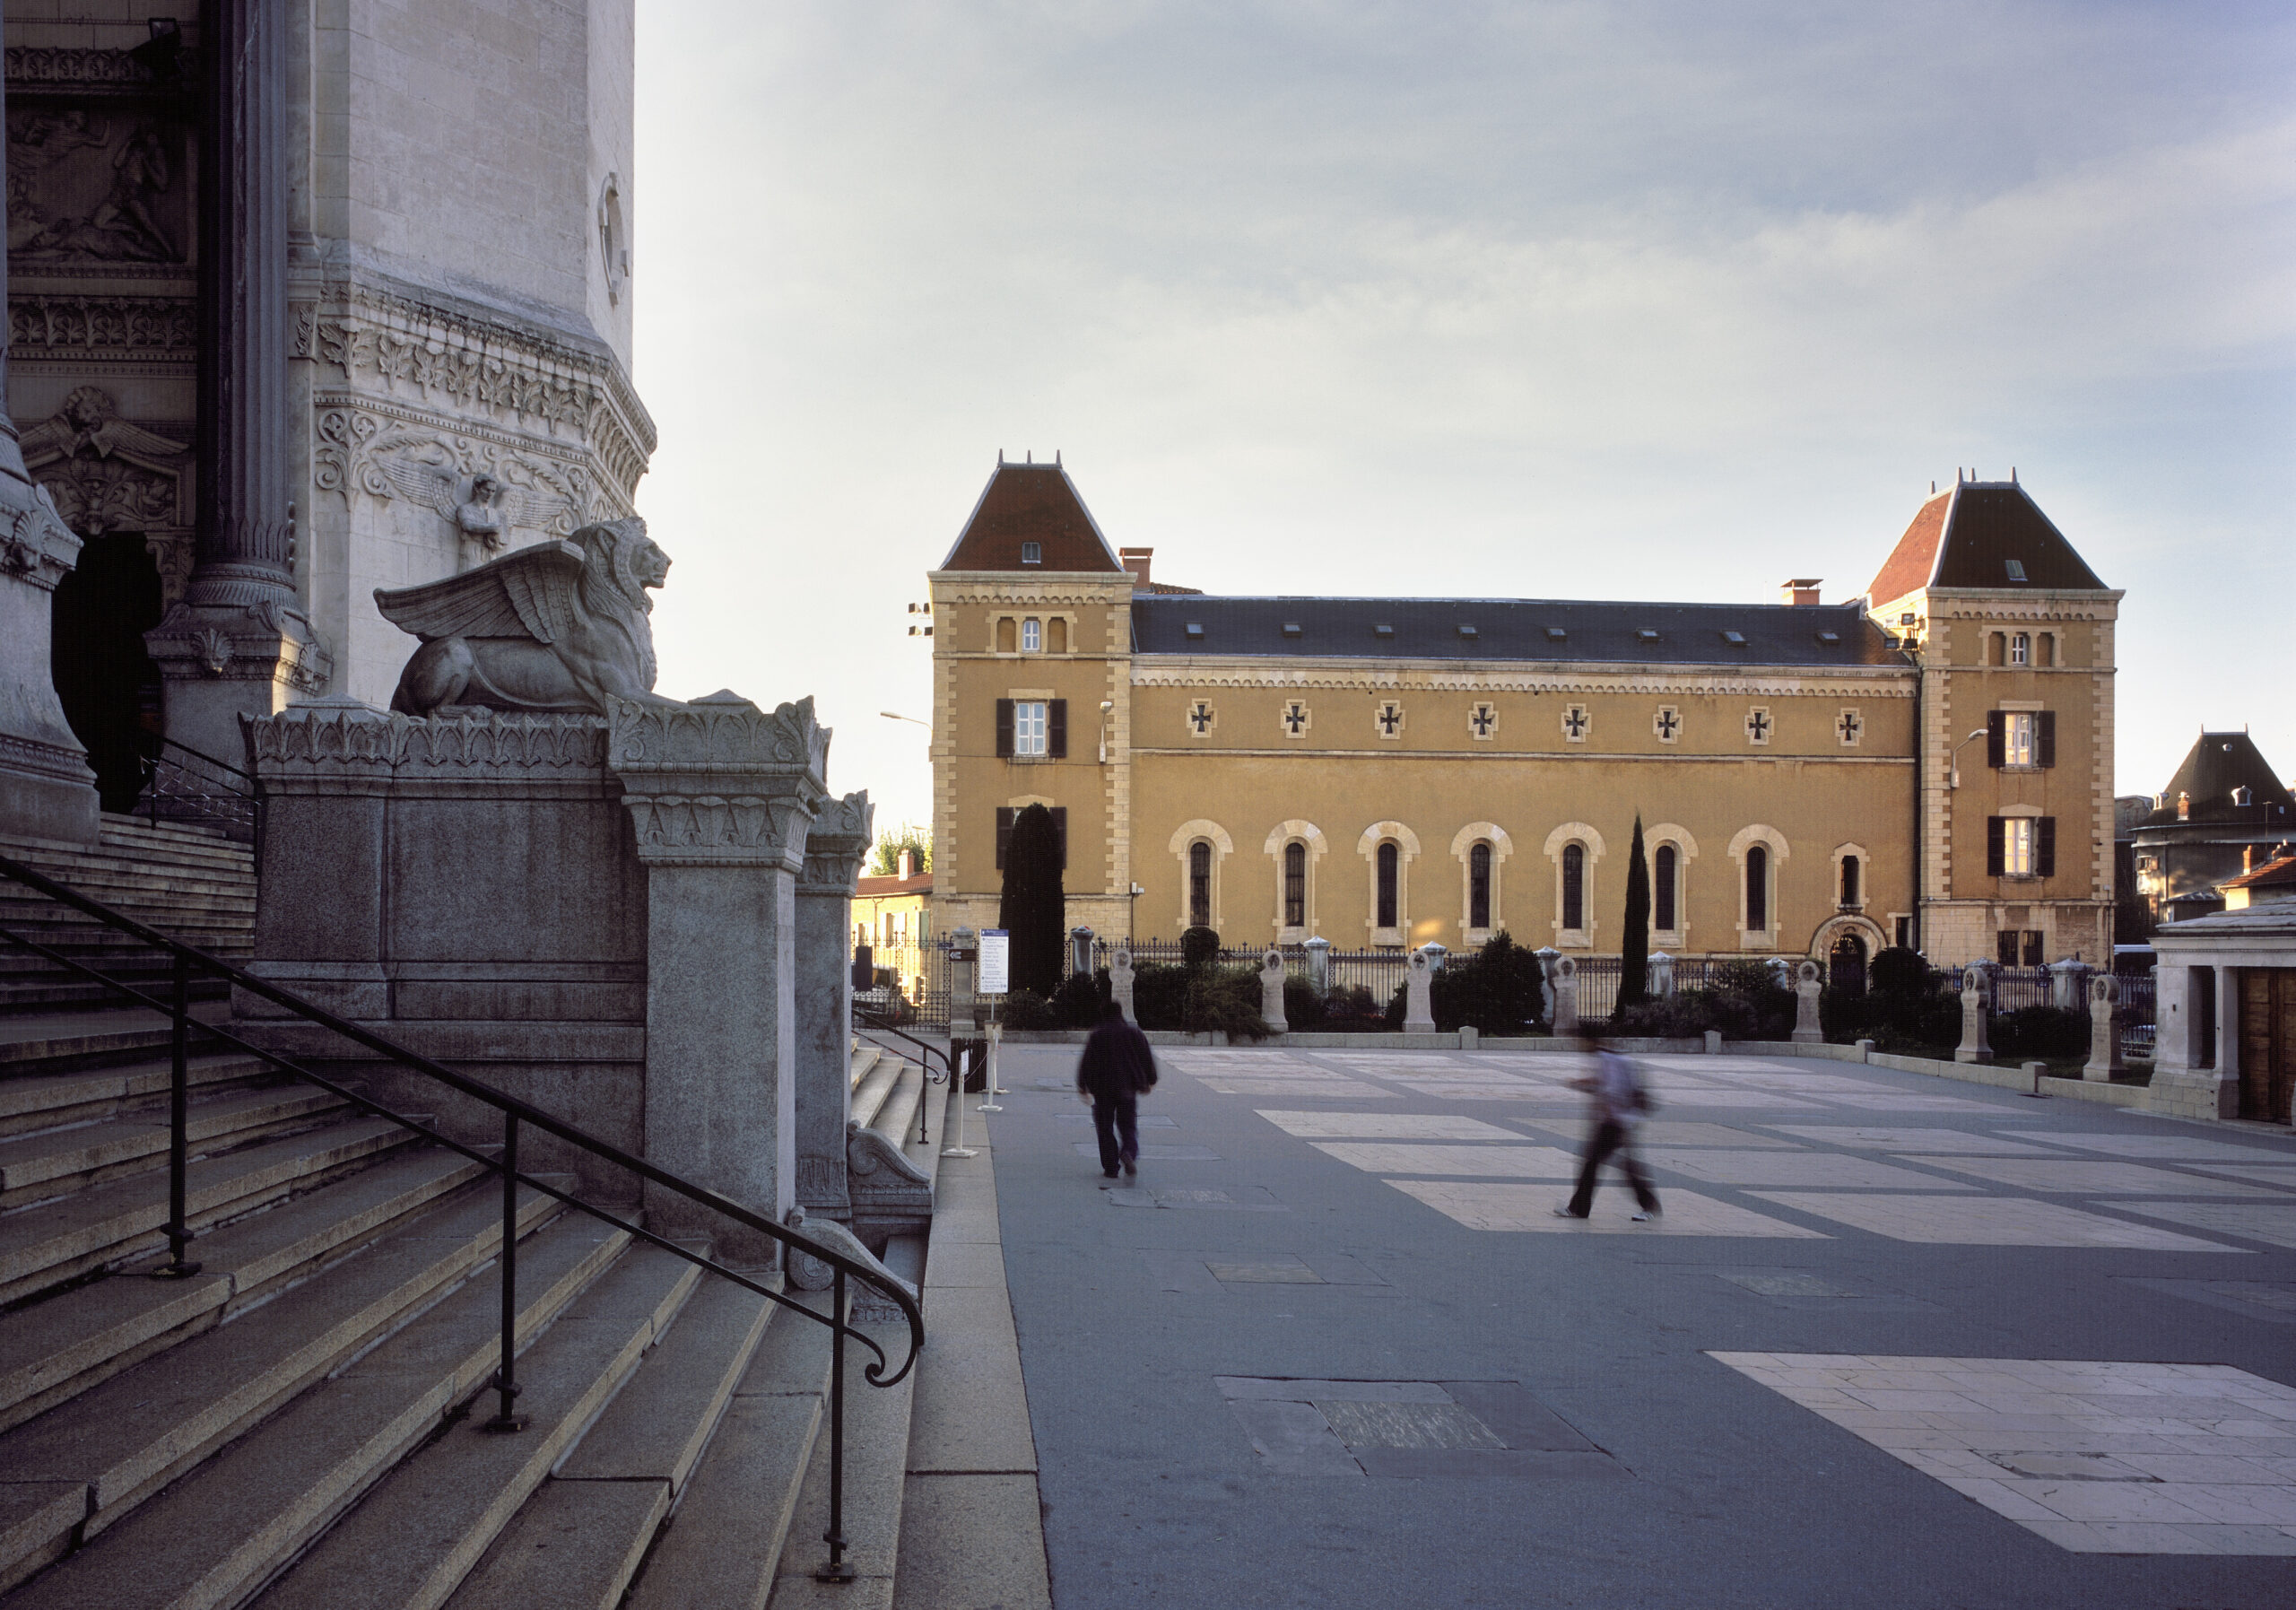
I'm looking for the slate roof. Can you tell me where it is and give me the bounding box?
[1867,480,2108,604]
[1130,596,1901,667]
[938,461,1123,573]
[2139,731,2296,830]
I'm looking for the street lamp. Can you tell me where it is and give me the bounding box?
[881,710,930,733]
[1948,728,1989,789]
[1098,699,1113,764]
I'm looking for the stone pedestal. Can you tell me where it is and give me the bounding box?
[1956,978,1993,1064]
[1304,936,1330,994]
[1110,946,1135,1023]
[1791,959,1823,1044]
[795,790,872,1223]
[2083,973,2124,1082]
[2049,958,2092,1012]
[1403,947,1435,1032]
[1070,927,1095,979]
[1551,955,1579,1040]
[0,479,99,845]
[1650,953,1674,1000]
[1535,946,1561,1027]
[1259,950,1288,1034]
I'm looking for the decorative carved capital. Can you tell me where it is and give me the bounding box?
[0,483,83,593]
[800,789,874,894]
[242,701,611,788]
[607,692,830,870]
[145,596,334,692]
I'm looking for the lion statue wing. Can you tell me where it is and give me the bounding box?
[374,538,586,645]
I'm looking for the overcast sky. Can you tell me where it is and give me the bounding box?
[632,1,2294,835]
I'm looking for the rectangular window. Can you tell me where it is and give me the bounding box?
[995,806,1067,870]
[2010,632,2030,666]
[1894,915,1912,949]
[1022,619,1041,652]
[1997,929,2020,966]
[1013,701,1048,756]
[2022,929,2045,966]
[2002,711,2035,769]
[1991,816,2038,878]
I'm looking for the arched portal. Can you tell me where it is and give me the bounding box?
[50,533,163,812]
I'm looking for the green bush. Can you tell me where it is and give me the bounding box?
[1822,978,1961,1056]
[1609,994,1714,1039]
[1868,944,1932,999]
[1183,966,1271,1040]
[1611,962,1795,1041]
[1993,1005,2089,1061]
[1180,927,1222,970]
[1282,976,1326,1031]
[997,988,1056,1031]
[1050,970,1106,1029]
[1132,962,1189,1031]
[1433,931,1545,1033]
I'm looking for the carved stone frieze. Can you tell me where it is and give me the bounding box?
[244,701,612,787]
[799,788,874,894]
[607,692,831,870]
[20,386,188,535]
[4,45,201,91]
[9,294,196,361]
[5,100,192,267]
[314,406,593,553]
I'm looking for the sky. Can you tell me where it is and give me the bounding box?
[631,1,2295,836]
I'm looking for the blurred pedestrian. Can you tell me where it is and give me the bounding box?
[1555,1034,1660,1221]
[1076,998,1158,1179]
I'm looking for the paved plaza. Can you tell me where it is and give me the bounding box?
[976,1042,2296,1607]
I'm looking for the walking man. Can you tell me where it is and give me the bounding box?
[1555,1034,1660,1221]
[1077,999,1158,1179]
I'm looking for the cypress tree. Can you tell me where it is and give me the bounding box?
[998,803,1065,998]
[1619,814,1650,1010]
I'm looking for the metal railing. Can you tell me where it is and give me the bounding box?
[851,1005,957,1140]
[0,854,920,1583]
[135,737,261,846]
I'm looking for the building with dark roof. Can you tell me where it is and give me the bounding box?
[2130,731,2296,924]
[925,463,2123,971]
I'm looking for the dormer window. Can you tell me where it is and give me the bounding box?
[1457,624,1478,640]
[1637,629,1659,642]
[1282,622,1302,639]
[1545,627,1567,641]
[1185,622,1204,640]
[1899,613,1917,626]
[1020,542,1042,565]
[1374,623,1394,639]
[2233,786,2254,807]
[2004,559,2027,582]
[1815,631,1840,645]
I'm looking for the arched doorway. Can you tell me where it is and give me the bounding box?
[50,533,164,813]
[1829,932,1869,995]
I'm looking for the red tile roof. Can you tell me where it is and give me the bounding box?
[1866,492,1950,608]
[937,461,1123,572]
[1866,481,2107,605]
[2222,853,2296,892]
[857,873,933,898]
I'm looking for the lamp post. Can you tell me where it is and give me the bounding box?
[1948,728,1989,790]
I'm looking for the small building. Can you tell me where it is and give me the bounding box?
[853,849,933,997]
[2129,733,2296,926]
[2151,846,2296,1126]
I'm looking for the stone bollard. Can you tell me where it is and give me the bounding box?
[1650,952,1674,1000]
[1305,936,1331,994]
[1111,947,1136,1024]
[1957,972,1993,1064]
[1260,949,1289,1034]
[1535,946,1561,1027]
[2022,1060,2049,1096]
[2048,957,2092,1011]
[1552,955,1580,1040]
[1071,926,1096,980]
[1404,947,1437,1033]
[1704,1029,1722,1054]
[1460,1025,1479,1049]
[1791,958,1824,1044]
[2083,973,2125,1081]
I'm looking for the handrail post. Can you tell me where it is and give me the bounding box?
[154,952,201,1278]
[483,1111,526,1432]
[815,1266,853,1581]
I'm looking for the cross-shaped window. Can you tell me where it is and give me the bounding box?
[1562,705,1588,741]
[1377,701,1404,737]
[1837,709,1862,745]
[1283,701,1309,737]
[1188,701,1213,735]
[1655,708,1680,741]
[1469,703,1495,739]
[1746,709,1771,744]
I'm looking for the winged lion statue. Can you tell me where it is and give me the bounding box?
[376,516,675,717]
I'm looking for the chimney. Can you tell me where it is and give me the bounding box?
[1118,547,1153,588]
[1779,579,1822,607]
[2245,844,2256,874]
[2178,791,2190,822]
[898,848,918,880]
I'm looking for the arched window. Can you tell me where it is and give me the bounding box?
[2036,631,2055,666]
[1377,841,1399,930]
[1284,841,1307,928]
[1561,842,1585,932]
[1745,845,1769,932]
[996,617,1017,653]
[1654,844,1677,931]
[1189,840,1213,929]
[1048,617,1068,653]
[1839,854,1860,908]
[1469,841,1492,930]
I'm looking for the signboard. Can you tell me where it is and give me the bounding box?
[978,929,1010,996]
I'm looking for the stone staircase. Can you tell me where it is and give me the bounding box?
[0,824,944,1610]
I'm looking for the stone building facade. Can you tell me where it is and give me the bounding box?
[4,0,649,804]
[927,461,2124,971]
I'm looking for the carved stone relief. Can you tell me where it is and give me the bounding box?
[315,408,591,563]
[5,101,192,266]
[8,293,196,359]
[19,385,187,534]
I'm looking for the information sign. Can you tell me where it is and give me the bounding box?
[978,929,1010,996]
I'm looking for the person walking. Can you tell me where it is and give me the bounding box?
[1076,998,1158,1179]
[1555,1034,1660,1221]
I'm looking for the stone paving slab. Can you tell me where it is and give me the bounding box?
[1392,1180,1826,1237]
[1748,1194,2250,1250]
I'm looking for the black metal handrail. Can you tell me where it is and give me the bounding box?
[0,853,920,1582]
[850,1007,956,1145]
[136,736,262,846]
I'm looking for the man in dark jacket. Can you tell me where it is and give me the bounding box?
[1076,1000,1158,1179]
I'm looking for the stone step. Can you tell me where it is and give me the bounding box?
[0,883,257,921]
[0,1147,492,1435]
[866,1063,925,1152]
[443,1273,779,1610]
[0,1014,227,1078]
[248,1240,700,1610]
[849,1055,900,1132]
[622,1286,833,1610]
[0,1209,629,1610]
[0,1080,350,1206]
[0,1052,272,1140]
[0,1113,423,1305]
[848,1045,880,1092]
[0,977,231,1018]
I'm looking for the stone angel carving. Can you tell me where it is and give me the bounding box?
[377,516,675,717]
[370,452,574,558]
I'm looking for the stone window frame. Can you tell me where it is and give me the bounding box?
[994,615,1018,654]
[1264,819,1328,943]
[1449,822,1513,944]
[1468,701,1498,742]
[1653,704,1682,744]
[1645,822,1698,951]
[1543,821,1605,949]
[1357,820,1421,946]
[1279,699,1312,739]
[1184,698,1217,739]
[992,611,1075,655]
[1169,819,1234,935]
[1374,699,1406,741]
[1744,705,1771,746]
[1727,823,1789,951]
[1831,841,1868,912]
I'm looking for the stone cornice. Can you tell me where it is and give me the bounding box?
[800,789,874,893]
[244,703,613,789]
[607,694,830,870]
[8,294,196,365]
[1133,746,1917,765]
[1128,660,1915,699]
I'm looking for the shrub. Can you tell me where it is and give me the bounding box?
[1610,995,1713,1039]
[1049,970,1106,1029]
[1992,1005,2089,1061]
[1132,962,1190,1031]
[1868,945,1932,1000]
[1183,966,1270,1040]
[1283,976,1326,1031]
[997,988,1056,1031]
[1180,927,1222,970]
[1432,931,1545,1034]
[1316,984,1383,1031]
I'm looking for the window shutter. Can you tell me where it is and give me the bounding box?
[2036,816,2056,878]
[1048,699,1067,759]
[2037,710,2056,769]
[995,807,1014,870]
[1986,816,2005,876]
[995,699,1013,758]
[1986,711,2005,770]
[1051,806,1068,868]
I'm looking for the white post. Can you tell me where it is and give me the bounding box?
[1111,946,1136,1023]
[1305,936,1331,994]
[979,1011,1004,1112]
[1650,952,1674,1000]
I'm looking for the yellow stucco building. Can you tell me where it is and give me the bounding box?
[926,460,2121,973]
